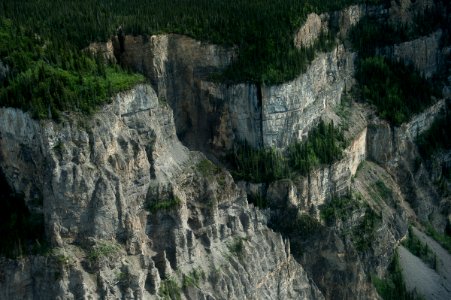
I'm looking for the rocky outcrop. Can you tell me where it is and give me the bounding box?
[266,126,367,216]
[112,8,366,152]
[0,84,323,299]
[367,99,450,230]
[367,99,447,165]
[376,30,445,78]
[294,13,325,49]
[1,1,449,299]
[261,44,355,148]
[86,40,117,63]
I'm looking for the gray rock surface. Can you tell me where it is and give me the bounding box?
[0,84,323,300]
[398,245,450,300]
[1,1,449,299]
[366,99,450,229]
[115,29,356,151]
[376,30,445,79]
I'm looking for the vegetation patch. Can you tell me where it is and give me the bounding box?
[374,180,393,200]
[87,240,120,264]
[52,248,75,268]
[1,1,393,87]
[352,207,382,252]
[373,252,423,300]
[350,4,448,56]
[416,105,451,159]
[319,193,381,251]
[159,277,181,300]
[182,268,206,289]
[147,195,182,213]
[0,18,145,120]
[424,223,451,254]
[369,179,395,206]
[356,56,439,125]
[320,193,362,226]
[228,237,246,258]
[227,120,345,183]
[402,227,437,270]
[196,159,221,177]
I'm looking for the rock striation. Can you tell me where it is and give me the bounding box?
[0,84,324,299]
[116,37,356,151]
[1,1,450,299]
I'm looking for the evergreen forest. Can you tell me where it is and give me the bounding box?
[1,0,387,84]
[228,120,345,183]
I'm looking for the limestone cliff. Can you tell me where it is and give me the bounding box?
[113,14,359,151]
[0,85,323,299]
[1,1,450,299]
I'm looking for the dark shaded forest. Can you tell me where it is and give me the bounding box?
[356,56,440,125]
[227,120,345,182]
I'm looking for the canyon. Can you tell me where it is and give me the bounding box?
[0,1,450,299]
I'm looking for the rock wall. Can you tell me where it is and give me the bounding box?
[0,84,324,299]
[367,99,446,166]
[114,34,262,152]
[376,30,445,78]
[367,99,450,229]
[262,45,355,148]
[266,126,367,219]
[114,5,368,152]
[294,13,325,49]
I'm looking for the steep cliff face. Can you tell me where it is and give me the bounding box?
[0,85,324,299]
[376,30,446,79]
[113,34,262,152]
[114,10,362,151]
[261,44,355,148]
[1,1,450,299]
[367,99,451,230]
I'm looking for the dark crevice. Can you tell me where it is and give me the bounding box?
[256,83,264,148]
[0,168,46,258]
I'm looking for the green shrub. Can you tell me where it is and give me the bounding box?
[182,268,205,289]
[356,56,438,125]
[159,277,181,300]
[416,105,451,159]
[147,196,181,212]
[228,237,245,257]
[227,120,345,183]
[87,241,120,264]
[402,227,437,269]
[196,159,220,177]
[373,252,423,300]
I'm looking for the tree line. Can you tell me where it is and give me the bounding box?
[227,120,345,182]
[1,0,387,85]
[0,18,144,119]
